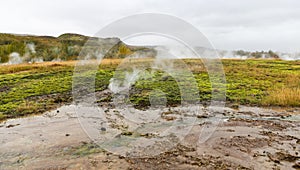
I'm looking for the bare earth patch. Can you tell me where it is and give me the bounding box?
[0,104,299,169]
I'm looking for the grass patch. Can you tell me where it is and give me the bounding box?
[0,59,299,121]
[262,87,300,106]
[262,73,300,106]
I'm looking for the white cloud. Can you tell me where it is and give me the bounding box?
[0,0,299,52]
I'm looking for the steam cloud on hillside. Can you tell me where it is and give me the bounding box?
[4,43,46,65]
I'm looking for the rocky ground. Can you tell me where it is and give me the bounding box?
[0,102,299,170]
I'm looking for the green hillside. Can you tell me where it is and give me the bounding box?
[0,33,155,63]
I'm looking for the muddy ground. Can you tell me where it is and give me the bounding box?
[0,101,299,169]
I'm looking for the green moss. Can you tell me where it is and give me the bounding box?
[72,143,104,157]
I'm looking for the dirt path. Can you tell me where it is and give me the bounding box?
[0,105,299,169]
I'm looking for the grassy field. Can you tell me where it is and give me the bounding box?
[0,59,299,121]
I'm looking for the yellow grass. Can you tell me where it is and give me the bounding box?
[262,73,300,106]
[0,59,124,74]
[262,87,300,106]
[16,101,39,115]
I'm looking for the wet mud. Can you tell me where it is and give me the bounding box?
[0,103,299,169]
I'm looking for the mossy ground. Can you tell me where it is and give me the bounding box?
[0,59,299,121]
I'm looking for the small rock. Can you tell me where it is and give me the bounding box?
[293,161,300,169]
[197,115,208,119]
[6,125,14,128]
[274,160,280,164]
[101,127,106,131]
[6,124,20,128]
[65,133,70,136]
[57,110,60,113]
[226,129,235,132]
[121,131,133,136]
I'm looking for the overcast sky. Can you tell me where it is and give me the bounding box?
[1,0,299,52]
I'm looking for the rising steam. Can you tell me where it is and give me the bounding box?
[5,43,40,65]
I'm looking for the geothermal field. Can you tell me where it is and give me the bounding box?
[1,0,300,169]
[0,58,299,169]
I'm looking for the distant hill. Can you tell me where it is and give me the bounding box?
[0,33,156,64]
[1,32,298,64]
